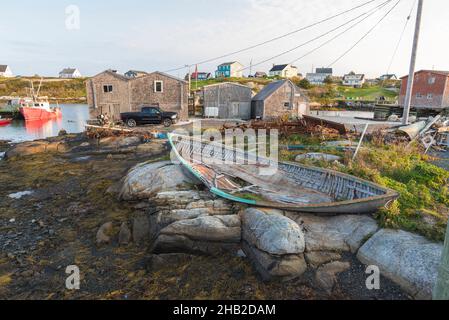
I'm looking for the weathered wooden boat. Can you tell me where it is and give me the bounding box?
[168,133,399,214]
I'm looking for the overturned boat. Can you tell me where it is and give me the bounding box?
[168,133,399,214]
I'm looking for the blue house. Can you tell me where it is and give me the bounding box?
[215,62,244,78]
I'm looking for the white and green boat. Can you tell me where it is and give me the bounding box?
[168,133,399,215]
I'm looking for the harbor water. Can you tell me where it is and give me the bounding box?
[0,104,89,143]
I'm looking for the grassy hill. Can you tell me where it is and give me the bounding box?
[0,77,87,102]
[335,85,399,101]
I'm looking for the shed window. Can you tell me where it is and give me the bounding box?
[154,81,163,93]
[103,85,113,93]
[427,93,433,99]
[428,77,436,85]
[416,93,423,98]
[284,102,292,110]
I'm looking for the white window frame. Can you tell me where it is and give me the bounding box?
[427,93,433,99]
[154,80,164,93]
[416,93,423,98]
[428,77,436,85]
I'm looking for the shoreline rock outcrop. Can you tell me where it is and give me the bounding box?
[357,229,443,300]
[240,208,307,281]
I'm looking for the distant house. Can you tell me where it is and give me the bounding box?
[124,70,148,78]
[343,73,366,88]
[186,72,212,81]
[86,70,189,121]
[251,79,309,120]
[268,64,298,78]
[59,68,82,79]
[379,74,398,81]
[399,70,449,110]
[306,67,333,85]
[0,65,13,78]
[215,62,244,78]
[254,71,267,78]
[202,82,252,120]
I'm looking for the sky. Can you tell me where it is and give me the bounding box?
[0,0,447,78]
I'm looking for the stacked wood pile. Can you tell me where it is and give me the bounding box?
[220,116,345,139]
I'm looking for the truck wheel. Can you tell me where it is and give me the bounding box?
[163,119,173,127]
[127,119,137,128]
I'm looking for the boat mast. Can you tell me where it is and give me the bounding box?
[402,0,424,125]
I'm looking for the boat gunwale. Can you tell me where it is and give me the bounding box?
[168,133,399,211]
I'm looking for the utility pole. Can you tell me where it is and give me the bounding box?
[249,59,253,78]
[434,223,449,300]
[402,0,424,125]
[185,65,191,94]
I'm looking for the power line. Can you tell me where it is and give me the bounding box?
[386,0,417,75]
[237,0,392,73]
[163,0,381,73]
[282,0,392,67]
[327,0,402,67]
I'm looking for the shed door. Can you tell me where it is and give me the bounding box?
[205,107,219,118]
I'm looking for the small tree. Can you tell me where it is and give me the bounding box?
[323,76,333,85]
[298,78,312,89]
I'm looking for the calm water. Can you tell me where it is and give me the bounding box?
[0,104,89,143]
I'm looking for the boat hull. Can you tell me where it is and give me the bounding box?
[19,107,62,121]
[169,134,399,215]
[0,118,12,126]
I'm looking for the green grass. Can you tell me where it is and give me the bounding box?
[283,138,449,242]
[335,85,398,100]
[0,77,87,101]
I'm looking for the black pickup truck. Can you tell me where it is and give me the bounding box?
[120,106,178,127]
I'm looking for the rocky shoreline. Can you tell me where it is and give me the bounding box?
[0,133,442,300]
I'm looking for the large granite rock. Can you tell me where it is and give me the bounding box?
[241,208,307,281]
[357,229,443,300]
[285,213,379,253]
[315,261,351,294]
[242,241,307,281]
[159,215,241,243]
[241,208,305,255]
[119,161,200,200]
[148,190,239,255]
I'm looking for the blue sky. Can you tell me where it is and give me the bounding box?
[1,0,448,78]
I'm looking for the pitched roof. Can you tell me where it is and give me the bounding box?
[92,70,130,81]
[252,80,289,101]
[202,82,251,90]
[151,71,188,83]
[218,61,238,67]
[270,64,289,72]
[0,65,9,72]
[60,68,78,74]
[400,70,449,79]
[344,73,365,80]
[316,68,333,74]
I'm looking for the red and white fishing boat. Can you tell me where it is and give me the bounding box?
[19,97,62,121]
[15,78,62,121]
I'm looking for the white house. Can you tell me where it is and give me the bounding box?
[269,64,298,78]
[59,68,82,79]
[343,73,366,88]
[0,65,13,78]
[306,68,333,85]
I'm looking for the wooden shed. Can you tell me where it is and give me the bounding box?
[251,80,309,120]
[202,82,252,120]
